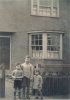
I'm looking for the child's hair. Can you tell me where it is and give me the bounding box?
[15,63,21,70]
[35,70,40,75]
[16,63,20,66]
[34,66,36,68]
[25,55,30,59]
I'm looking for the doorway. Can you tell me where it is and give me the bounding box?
[0,36,10,69]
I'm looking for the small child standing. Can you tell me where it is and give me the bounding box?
[33,71,43,99]
[12,63,23,99]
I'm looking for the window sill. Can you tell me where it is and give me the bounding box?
[31,57,63,61]
[44,58,63,61]
[30,14,60,18]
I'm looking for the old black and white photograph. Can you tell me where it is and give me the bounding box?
[0,0,70,100]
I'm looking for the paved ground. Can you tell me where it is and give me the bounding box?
[0,78,70,100]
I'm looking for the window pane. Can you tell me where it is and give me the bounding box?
[35,35,38,39]
[31,34,42,51]
[39,0,51,16]
[33,0,37,6]
[47,33,60,51]
[32,46,36,50]
[48,39,51,45]
[32,7,37,15]
[52,7,57,16]
[32,35,35,40]
[39,40,42,45]
[29,32,61,59]
[39,0,51,7]
[39,46,42,50]
[32,0,59,17]
[51,46,54,51]
[31,40,35,45]
[46,7,51,16]
[36,46,39,50]
[36,40,38,45]
[39,34,42,39]
[39,7,43,15]
[53,0,57,7]
[47,46,51,51]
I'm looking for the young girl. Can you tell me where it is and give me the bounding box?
[33,70,43,99]
[12,63,23,99]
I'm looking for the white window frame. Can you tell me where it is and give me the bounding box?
[31,0,59,17]
[29,33,43,58]
[47,33,61,59]
[29,32,63,59]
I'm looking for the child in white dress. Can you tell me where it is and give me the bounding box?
[33,71,43,99]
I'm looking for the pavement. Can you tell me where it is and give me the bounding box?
[0,77,70,100]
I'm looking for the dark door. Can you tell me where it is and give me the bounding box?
[0,37,10,69]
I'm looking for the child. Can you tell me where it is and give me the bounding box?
[12,63,23,99]
[34,64,40,75]
[21,55,34,99]
[33,70,43,99]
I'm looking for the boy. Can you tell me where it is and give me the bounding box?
[12,63,23,99]
[33,71,43,99]
[21,55,34,99]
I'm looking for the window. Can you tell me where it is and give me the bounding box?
[29,32,62,59]
[30,34,43,58]
[47,33,60,59]
[31,0,59,17]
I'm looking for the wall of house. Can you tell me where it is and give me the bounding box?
[0,0,16,32]
[7,0,69,71]
[63,0,70,65]
[0,0,69,71]
[11,0,68,71]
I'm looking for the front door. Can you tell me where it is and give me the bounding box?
[0,37,10,69]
